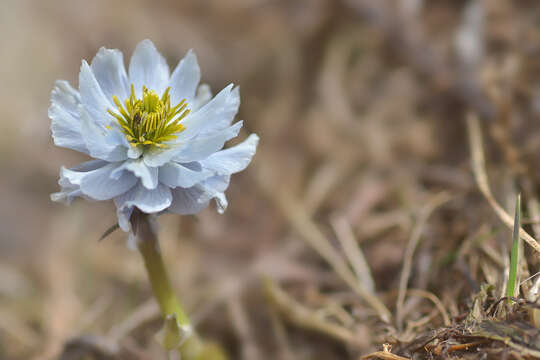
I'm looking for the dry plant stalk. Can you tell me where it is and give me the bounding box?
[264,278,362,348]
[466,113,540,256]
[255,161,391,322]
[395,191,452,330]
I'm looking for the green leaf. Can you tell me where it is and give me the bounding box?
[507,194,521,303]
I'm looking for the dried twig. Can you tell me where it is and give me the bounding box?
[467,113,540,256]
[258,178,392,322]
[264,278,362,348]
[396,192,451,330]
[331,216,375,292]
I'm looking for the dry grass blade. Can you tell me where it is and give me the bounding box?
[361,347,411,360]
[331,216,375,292]
[466,113,540,256]
[360,352,410,360]
[260,181,392,322]
[405,289,451,327]
[264,278,362,348]
[396,191,452,330]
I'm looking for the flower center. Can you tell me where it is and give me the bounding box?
[107,85,190,148]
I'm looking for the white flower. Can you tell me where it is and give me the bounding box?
[50,40,259,232]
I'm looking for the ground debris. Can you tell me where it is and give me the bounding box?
[393,320,540,359]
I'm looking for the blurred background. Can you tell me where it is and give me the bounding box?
[2,0,540,359]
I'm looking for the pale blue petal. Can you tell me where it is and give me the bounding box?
[141,84,235,167]
[129,40,169,96]
[198,175,230,205]
[79,60,114,126]
[169,50,200,104]
[49,81,88,154]
[176,84,235,141]
[60,159,109,185]
[50,189,83,204]
[111,159,158,189]
[172,121,243,162]
[80,162,138,200]
[127,145,143,159]
[200,134,259,175]
[198,86,240,137]
[114,182,172,214]
[168,186,209,215]
[51,80,80,116]
[190,84,212,112]
[158,162,212,188]
[80,107,128,161]
[116,205,133,232]
[90,47,129,103]
[50,160,108,204]
[196,175,230,213]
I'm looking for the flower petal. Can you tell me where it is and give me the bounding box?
[191,84,212,112]
[200,134,259,175]
[51,80,80,116]
[129,40,169,96]
[111,159,158,189]
[90,47,129,102]
[159,162,212,188]
[116,205,134,232]
[177,84,235,141]
[80,107,128,161]
[79,60,114,126]
[197,175,230,213]
[198,86,240,137]
[49,81,88,154]
[142,86,236,167]
[168,186,209,215]
[50,160,108,204]
[80,162,138,200]
[169,49,200,104]
[114,182,172,214]
[172,121,243,163]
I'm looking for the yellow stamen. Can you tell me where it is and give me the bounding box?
[108,85,188,149]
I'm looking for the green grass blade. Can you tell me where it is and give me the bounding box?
[507,194,521,303]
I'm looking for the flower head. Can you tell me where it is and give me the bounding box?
[50,40,259,232]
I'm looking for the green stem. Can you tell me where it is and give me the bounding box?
[131,210,203,357]
[507,194,521,304]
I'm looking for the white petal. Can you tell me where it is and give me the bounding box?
[114,182,172,214]
[90,47,129,102]
[200,175,230,214]
[198,86,240,137]
[127,145,143,159]
[199,175,230,196]
[158,162,213,188]
[169,50,200,104]
[141,85,235,167]
[168,186,209,215]
[200,134,259,175]
[191,84,212,111]
[116,205,133,232]
[60,159,109,185]
[50,160,108,204]
[80,107,128,161]
[111,159,158,189]
[79,60,114,126]
[177,84,235,141]
[51,80,80,116]
[129,40,169,96]
[80,162,138,200]
[50,189,83,204]
[49,81,88,154]
[172,121,243,163]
